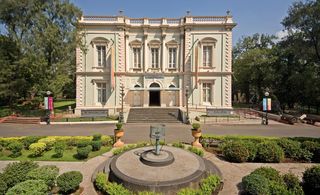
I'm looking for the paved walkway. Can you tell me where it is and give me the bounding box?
[0,149,316,195]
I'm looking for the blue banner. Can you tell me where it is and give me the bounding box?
[263,98,267,111]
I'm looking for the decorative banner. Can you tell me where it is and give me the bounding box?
[48,97,53,111]
[44,97,48,109]
[268,98,272,111]
[263,98,271,111]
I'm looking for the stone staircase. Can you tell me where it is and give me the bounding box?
[1,117,40,124]
[127,108,182,123]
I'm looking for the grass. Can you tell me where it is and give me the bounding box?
[0,146,112,161]
[54,99,76,113]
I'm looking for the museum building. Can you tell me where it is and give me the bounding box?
[75,12,236,120]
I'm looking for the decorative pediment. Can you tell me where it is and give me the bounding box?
[199,37,217,46]
[129,40,143,48]
[148,40,161,48]
[166,40,179,48]
[90,37,109,47]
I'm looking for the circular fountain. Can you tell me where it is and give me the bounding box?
[106,125,222,194]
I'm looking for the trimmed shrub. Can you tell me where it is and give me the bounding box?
[77,145,92,159]
[6,180,48,195]
[116,122,123,130]
[172,142,185,149]
[29,142,46,157]
[0,178,7,195]
[92,133,102,141]
[188,147,204,157]
[192,123,200,130]
[77,140,91,148]
[91,141,102,151]
[57,171,83,194]
[38,137,56,150]
[94,172,107,192]
[303,165,320,195]
[27,165,59,188]
[177,188,199,195]
[221,141,250,163]
[256,141,284,163]
[7,141,23,157]
[105,182,131,195]
[54,142,66,158]
[242,173,270,195]
[200,174,221,195]
[283,173,304,195]
[243,141,258,162]
[268,180,290,195]
[21,136,43,149]
[1,161,39,188]
[101,135,113,146]
[138,192,162,195]
[302,141,320,162]
[250,167,282,183]
[277,138,301,159]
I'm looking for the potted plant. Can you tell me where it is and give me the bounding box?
[191,122,202,148]
[113,122,124,147]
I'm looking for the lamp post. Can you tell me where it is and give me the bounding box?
[265,91,269,125]
[185,86,190,124]
[46,91,51,125]
[119,85,125,123]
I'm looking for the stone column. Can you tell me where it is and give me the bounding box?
[161,34,166,72]
[143,90,149,107]
[143,33,148,72]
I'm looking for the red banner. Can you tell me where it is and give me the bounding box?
[48,97,53,111]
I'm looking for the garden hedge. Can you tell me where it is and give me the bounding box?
[29,142,46,157]
[57,171,83,194]
[27,165,59,188]
[303,165,320,195]
[5,180,48,195]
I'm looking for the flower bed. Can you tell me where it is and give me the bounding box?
[201,135,320,163]
[0,135,113,161]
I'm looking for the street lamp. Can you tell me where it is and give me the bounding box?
[119,85,125,123]
[265,91,270,125]
[46,91,51,125]
[185,86,190,124]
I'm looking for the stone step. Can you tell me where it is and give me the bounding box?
[127,108,182,123]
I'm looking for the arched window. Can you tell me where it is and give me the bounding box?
[169,84,176,88]
[134,84,141,88]
[149,83,160,88]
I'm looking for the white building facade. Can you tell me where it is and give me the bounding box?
[75,14,236,117]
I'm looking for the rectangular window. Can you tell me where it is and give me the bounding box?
[203,46,212,67]
[133,48,141,68]
[151,48,159,68]
[97,83,107,103]
[97,46,106,67]
[168,48,176,68]
[202,83,212,103]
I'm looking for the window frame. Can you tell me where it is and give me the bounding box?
[133,47,141,69]
[168,47,177,69]
[96,45,107,68]
[96,82,107,104]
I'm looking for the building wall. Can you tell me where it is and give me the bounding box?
[75,15,236,116]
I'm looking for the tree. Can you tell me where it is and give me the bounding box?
[0,0,82,105]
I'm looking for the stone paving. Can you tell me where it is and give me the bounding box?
[0,149,316,195]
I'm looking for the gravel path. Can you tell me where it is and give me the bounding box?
[0,150,316,195]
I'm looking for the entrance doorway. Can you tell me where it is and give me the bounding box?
[149,91,160,106]
[149,82,161,106]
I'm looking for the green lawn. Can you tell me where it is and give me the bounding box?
[54,99,76,113]
[0,146,112,161]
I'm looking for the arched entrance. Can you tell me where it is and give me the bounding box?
[149,83,160,106]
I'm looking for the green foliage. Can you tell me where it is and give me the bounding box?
[199,174,221,195]
[188,147,204,157]
[301,141,320,163]
[57,171,83,194]
[283,173,304,195]
[5,180,48,195]
[94,172,107,192]
[302,165,320,195]
[138,192,162,195]
[221,141,250,163]
[54,142,66,158]
[177,188,199,195]
[94,172,130,195]
[101,135,113,146]
[77,140,91,148]
[76,145,92,159]
[0,178,7,195]
[38,137,56,150]
[116,123,123,130]
[268,180,290,195]
[242,174,270,195]
[27,165,59,188]
[172,142,185,149]
[7,141,23,157]
[91,141,102,151]
[251,167,282,183]
[92,133,102,141]
[277,138,302,159]
[191,123,200,130]
[29,142,46,157]
[21,136,43,149]
[1,161,39,188]
[256,141,284,163]
[112,144,140,155]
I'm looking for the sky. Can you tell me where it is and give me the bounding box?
[71,0,296,45]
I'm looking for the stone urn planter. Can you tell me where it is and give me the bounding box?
[113,123,124,147]
[191,123,202,148]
